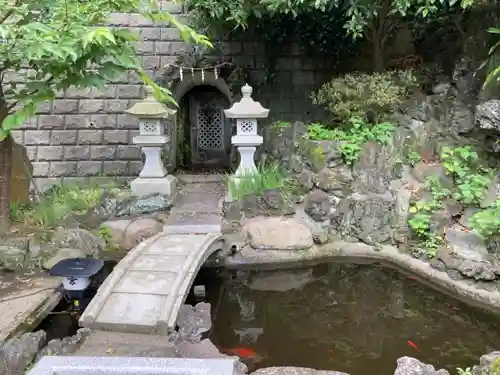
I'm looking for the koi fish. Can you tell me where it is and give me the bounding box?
[445,303,460,311]
[407,276,416,280]
[407,340,420,352]
[224,347,258,358]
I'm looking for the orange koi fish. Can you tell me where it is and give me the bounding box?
[407,340,420,352]
[224,347,258,358]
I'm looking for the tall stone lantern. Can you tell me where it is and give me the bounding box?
[125,86,177,197]
[224,84,269,200]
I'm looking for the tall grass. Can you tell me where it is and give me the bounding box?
[225,162,291,200]
[10,183,117,229]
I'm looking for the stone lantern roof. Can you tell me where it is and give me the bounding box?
[224,84,269,119]
[125,86,175,119]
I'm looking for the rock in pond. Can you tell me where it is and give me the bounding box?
[244,217,314,250]
[0,330,46,375]
[472,351,500,375]
[394,357,449,375]
[251,367,349,375]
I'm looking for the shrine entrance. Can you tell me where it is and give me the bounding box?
[177,85,233,172]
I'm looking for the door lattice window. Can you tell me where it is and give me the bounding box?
[197,101,224,150]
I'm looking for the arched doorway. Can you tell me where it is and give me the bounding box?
[177,85,232,172]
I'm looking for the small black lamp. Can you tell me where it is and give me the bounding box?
[49,258,104,310]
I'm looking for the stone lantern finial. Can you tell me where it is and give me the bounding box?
[241,83,252,98]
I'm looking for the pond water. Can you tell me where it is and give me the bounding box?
[206,262,500,375]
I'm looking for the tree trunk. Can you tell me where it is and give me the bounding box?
[0,134,12,235]
[372,41,385,72]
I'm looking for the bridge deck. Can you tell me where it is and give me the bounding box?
[79,232,224,334]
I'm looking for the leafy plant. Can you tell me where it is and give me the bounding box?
[408,176,451,257]
[306,117,395,164]
[225,162,291,200]
[456,367,472,375]
[311,70,417,122]
[271,120,291,129]
[99,225,113,244]
[407,150,421,166]
[440,146,492,205]
[469,199,500,239]
[481,27,500,88]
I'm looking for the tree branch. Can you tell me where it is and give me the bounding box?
[0,0,21,24]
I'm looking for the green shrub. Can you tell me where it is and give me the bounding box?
[311,70,417,122]
[225,162,291,200]
[306,117,395,164]
[469,199,500,239]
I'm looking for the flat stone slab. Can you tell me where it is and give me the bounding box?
[79,232,225,334]
[0,275,61,342]
[74,330,177,357]
[164,212,222,234]
[174,192,222,212]
[28,356,237,375]
[177,174,223,184]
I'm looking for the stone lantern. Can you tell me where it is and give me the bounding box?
[125,86,177,197]
[224,84,269,200]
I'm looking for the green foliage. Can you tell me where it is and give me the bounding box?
[407,150,421,166]
[311,70,417,122]
[271,120,291,129]
[306,117,395,164]
[14,183,115,228]
[99,224,112,244]
[456,367,472,375]
[440,146,493,205]
[408,145,496,252]
[481,27,500,88]
[185,0,477,39]
[225,162,291,200]
[408,176,451,257]
[0,0,211,137]
[469,199,500,239]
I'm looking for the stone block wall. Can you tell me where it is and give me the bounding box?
[10,1,338,190]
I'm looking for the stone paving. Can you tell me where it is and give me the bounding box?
[79,178,225,334]
[164,179,224,234]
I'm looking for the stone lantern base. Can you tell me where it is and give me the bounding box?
[130,175,177,197]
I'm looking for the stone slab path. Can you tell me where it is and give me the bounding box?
[79,176,225,335]
[0,275,61,342]
[164,178,224,234]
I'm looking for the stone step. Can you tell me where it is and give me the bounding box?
[74,330,177,357]
[164,212,222,234]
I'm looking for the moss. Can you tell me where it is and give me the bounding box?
[491,357,500,375]
[297,138,325,172]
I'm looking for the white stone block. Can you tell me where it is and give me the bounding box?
[130,175,176,197]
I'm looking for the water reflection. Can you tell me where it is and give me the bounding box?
[208,263,500,375]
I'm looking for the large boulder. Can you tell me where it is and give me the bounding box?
[243,217,314,250]
[50,227,104,257]
[476,100,500,135]
[331,142,396,244]
[0,331,47,375]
